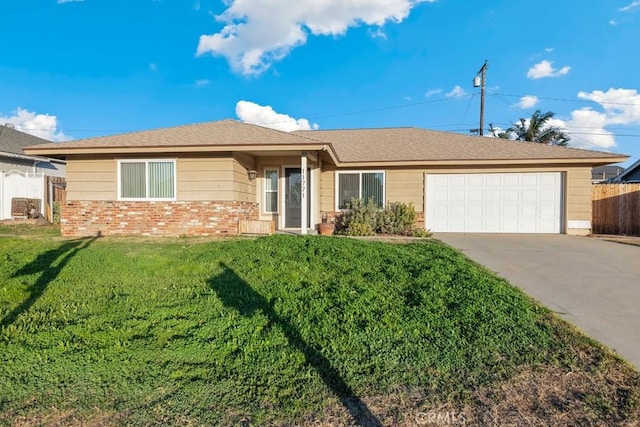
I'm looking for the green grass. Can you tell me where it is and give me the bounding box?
[0,227,638,425]
[0,223,61,238]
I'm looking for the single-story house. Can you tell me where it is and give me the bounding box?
[611,158,640,183]
[592,165,625,183]
[0,124,66,220]
[23,119,627,237]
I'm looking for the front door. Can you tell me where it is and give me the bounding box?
[285,168,311,228]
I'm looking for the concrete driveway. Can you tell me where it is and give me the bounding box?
[435,233,640,369]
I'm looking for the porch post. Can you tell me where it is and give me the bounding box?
[301,151,308,235]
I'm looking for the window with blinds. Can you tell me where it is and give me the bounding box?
[337,171,385,209]
[118,160,176,200]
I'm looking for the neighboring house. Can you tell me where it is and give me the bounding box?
[24,119,627,237]
[0,124,66,220]
[611,158,640,183]
[592,165,625,183]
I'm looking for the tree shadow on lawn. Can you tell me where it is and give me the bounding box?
[1,236,99,329]
[208,263,381,427]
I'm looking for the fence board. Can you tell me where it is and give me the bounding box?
[238,220,275,235]
[592,183,640,235]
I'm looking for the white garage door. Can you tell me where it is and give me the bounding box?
[425,172,563,233]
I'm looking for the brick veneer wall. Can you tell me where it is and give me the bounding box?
[61,201,259,237]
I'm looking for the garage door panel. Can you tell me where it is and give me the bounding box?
[503,174,520,186]
[426,172,562,233]
[521,174,539,186]
[451,190,466,201]
[540,174,558,185]
[468,190,484,201]
[504,190,519,201]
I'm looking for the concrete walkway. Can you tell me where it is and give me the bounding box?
[435,233,640,369]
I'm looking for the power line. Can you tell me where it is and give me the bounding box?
[492,92,640,107]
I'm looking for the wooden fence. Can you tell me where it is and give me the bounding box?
[592,183,640,235]
[44,176,67,222]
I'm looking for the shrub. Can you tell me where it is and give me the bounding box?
[341,198,378,236]
[377,202,418,236]
[341,199,431,237]
[52,201,61,224]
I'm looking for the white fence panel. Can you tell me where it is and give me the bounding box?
[0,171,44,219]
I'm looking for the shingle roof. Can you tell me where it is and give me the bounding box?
[24,119,626,164]
[294,127,623,162]
[0,125,52,156]
[25,119,319,150]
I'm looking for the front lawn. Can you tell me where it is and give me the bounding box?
[0,228,638,425]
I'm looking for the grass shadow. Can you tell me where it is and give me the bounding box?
[1,236,99,328]
[208,262,381,426]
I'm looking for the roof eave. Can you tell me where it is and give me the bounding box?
[23,143,334,156]
[335,156,629,168]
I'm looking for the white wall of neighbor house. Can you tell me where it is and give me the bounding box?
[0,158,66,178]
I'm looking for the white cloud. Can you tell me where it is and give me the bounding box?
[526,60,571,79]
[0,108,69,142]
[610,19,618,26]
[517,95,539,109]
[446,85,467,98]
[424,88,442,97]
[578,88,640,125]
[620,1,640,11]
[546,88,640,150]
[196,0,433,76]
[235,101,319,132]
[556,110,616,150]
[545,47,554,52]
[57,0,84,3]
[368,27,388,39]
[195,79,211,87]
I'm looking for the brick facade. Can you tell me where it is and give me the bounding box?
[61,201,259,237]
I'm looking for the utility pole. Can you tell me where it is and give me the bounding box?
[473,61,488,136]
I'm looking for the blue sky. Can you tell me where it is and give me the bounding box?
[1,0,639,165]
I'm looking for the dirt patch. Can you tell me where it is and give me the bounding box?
[3,408,117,427]
[592,234,640,247]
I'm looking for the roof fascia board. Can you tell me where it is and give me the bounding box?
[24,144,332,156]
[335,157,629,168]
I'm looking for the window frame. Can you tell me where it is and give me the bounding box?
[117,159,177,201]
[263,167,279,214]
[334,170,386,210]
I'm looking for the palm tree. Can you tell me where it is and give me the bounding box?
[504,110,570,146]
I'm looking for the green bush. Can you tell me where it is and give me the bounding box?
[52,201,61,224]
[377,202,418,235]
[341,198,432,237]
[341,198,378,236]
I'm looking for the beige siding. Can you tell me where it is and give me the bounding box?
[565,167,592,222]
[386,168,424,212]
[232,153,257,203]
[66,158,116,201]
[66,154,244,202]
[319,162,336,212]
[178,156,236,201]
